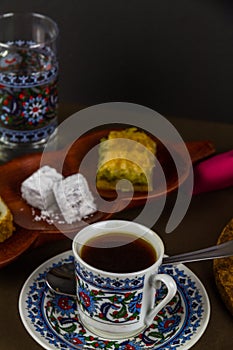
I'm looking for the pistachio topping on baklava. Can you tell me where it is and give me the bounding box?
[96,128,156,192]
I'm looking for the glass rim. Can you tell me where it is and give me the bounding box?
[0,12,59,49]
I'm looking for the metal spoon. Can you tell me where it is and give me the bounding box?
[45,239,233,297]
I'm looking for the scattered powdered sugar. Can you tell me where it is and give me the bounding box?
[32,208,66,225]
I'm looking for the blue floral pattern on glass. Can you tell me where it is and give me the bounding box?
[0,40,58,143]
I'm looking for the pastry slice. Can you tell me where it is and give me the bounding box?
[96,128,156,192]
[0,196,15,243]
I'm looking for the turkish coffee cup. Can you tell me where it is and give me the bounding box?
[72,220,177,339]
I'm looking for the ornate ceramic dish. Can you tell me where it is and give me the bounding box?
[19,251,210,350]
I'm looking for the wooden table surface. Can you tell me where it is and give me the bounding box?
[0,106,233,350]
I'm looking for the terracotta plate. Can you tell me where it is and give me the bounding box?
[0,128,215,268]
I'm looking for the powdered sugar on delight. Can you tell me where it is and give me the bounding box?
[21,166,97,225]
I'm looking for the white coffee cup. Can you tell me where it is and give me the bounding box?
[72,220,177,339]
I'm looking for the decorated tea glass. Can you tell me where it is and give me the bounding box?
[0,13,58,151]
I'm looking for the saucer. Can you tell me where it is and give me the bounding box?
[19,251,210,350]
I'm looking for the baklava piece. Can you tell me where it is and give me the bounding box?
[0,196,15,243]
[96,128,156,192]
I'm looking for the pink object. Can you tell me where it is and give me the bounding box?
[193,150,233,194]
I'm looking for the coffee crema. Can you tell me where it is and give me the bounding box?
[80,232,157,273]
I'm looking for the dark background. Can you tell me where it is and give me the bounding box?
[1,0,233,123]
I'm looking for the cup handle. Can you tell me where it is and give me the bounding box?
[145,273,177,327]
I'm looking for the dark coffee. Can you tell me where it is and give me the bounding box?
[80,232,157,273]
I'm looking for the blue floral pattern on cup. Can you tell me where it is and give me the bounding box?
[75,261,144,290]
[75,261,144,324]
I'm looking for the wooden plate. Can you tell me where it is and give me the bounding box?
[0,130,215,231]
[0,226,38,268]
[0,145,120,234]
[66,130,215,206]
[213,218,233,315]
[0,128,215,268]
